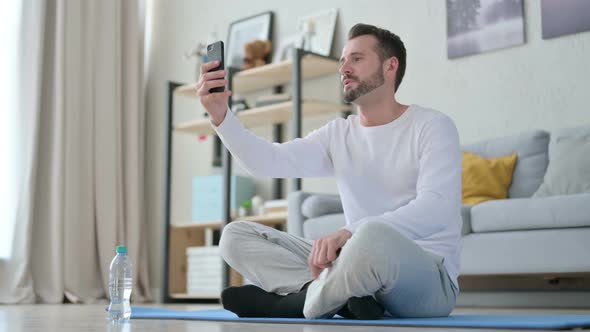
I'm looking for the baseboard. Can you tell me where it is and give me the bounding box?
[458,274,590,291]
[457,291,590,308]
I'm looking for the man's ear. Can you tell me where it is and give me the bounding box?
[386,56,398,75]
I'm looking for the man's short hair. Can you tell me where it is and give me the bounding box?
[348,23,406,92]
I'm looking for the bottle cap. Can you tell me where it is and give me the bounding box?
[116,246,128,254]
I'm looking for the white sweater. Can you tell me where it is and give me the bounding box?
[212,104,462,289]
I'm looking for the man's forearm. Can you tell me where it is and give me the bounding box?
[211,110,334,178]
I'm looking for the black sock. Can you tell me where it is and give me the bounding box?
[221,285,306,318]
[337,296,384,320]
[336,303,355,319]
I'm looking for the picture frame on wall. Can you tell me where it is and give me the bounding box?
[447,0,525,59]
[296,8,338,56]
[541,0,590,39]
[226,11,274,69]
[272,34,303,63]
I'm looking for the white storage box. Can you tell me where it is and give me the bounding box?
[186,246,222,295]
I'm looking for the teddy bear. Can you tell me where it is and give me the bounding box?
[241,40,272,70]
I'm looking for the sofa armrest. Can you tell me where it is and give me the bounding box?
[287,191,343,237]
[287,191,313,237]
[301,193,343,218]
[461,205,473,235]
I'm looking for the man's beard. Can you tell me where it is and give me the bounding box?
[342,67,385,103]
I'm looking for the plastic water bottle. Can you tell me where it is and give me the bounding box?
[107,245,133,322]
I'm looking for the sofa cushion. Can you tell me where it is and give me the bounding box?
[301,194,343,218]
[533,126,590,197]
[549,124,590,156]
[461,228,590,275]
[470,193,590,233]
[462,151,518,205]
[303,214,345,240]
[463,130,549,198]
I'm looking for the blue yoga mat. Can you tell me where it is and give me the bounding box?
[131,307,590,329]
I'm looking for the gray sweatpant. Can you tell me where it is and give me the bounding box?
[219,220,457,319]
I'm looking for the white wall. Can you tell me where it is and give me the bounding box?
[145,0,590,299]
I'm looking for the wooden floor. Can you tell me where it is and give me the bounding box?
[1,303,589,332]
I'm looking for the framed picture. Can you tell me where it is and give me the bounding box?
[447,0,525,59]
[541,0,590,39]
[272,34,303,63]
[296,8,338,56]
[226,11,274,69]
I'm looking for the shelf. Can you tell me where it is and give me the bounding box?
[167,212,286,296]
[174,100,351,136]
[172,211,288,230]
[174,53,340,97]
[164,52,342,302]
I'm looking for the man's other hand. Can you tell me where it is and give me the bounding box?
[308,229,352,279]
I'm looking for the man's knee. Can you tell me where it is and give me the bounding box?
[219,221,253,263]
[353,222,405,247]
[339,222,405,272]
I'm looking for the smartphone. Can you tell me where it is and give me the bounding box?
[206,41,225,93]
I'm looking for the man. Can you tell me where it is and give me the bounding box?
[197,23,461,319]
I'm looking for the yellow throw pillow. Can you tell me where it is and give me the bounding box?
[462,151,518,205]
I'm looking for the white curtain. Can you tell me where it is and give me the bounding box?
[0,0,33,303]
[0,0,152,304]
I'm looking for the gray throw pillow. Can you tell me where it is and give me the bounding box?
[533,135,590,197]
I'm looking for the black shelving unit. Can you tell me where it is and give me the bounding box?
[161,48,345,303]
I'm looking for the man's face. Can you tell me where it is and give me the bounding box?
[339,35,385,103]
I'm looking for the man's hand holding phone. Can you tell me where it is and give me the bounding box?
[197,61,232,126]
